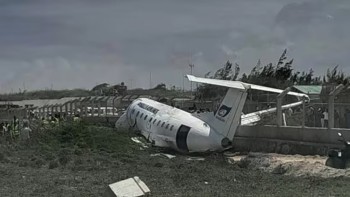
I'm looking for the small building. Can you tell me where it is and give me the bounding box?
[291,85,322,102]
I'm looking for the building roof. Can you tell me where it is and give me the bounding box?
[293,85,322,95]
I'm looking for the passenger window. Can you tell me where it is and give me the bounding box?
[144,115,148,120]
[136,111,140,117]
[157,120,161,126]
[149,118,153,122]
[170,125,174,131]
[165,124,169,129]
[140,113,144,118]
[153,119,157,124]
[161,122,165,127]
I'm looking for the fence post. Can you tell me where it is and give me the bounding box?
[85,101,89,117]
[112,96,118,116]
[276,87,291,127]
[38,107,42,119]
[91,97,96,117]
[98,101,101,117]
[70,101,74,117]
[105,97,109,117]
[73,99,79,116]
[302,99,306,128]
[328,84,344,129]
[64,102,69,116]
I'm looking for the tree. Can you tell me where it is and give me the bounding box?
[91,83,109,92]
[196,61,240,99]
[211,61,240,80]
[323,66,349,85]
[241,49,319,88]
[153,83,166,90]
[320,66,349,103]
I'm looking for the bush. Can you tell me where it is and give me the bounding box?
[34,122,139,155]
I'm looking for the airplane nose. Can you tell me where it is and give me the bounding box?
[115,113,128,129]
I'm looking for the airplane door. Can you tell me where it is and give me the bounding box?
[176,125,190,152]
[146,117,152,131]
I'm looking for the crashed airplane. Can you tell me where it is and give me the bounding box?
[116,75,309,153]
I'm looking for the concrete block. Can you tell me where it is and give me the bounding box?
[105,176,150,197]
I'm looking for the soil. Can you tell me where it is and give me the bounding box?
[230,152,350,178]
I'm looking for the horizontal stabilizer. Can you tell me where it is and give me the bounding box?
[186,75,309,99]
[241,101,304,125]
[186,75,246,90]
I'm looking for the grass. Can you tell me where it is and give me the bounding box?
[0,122,350,196]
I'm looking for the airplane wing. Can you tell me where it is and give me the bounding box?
[186,75,309,99]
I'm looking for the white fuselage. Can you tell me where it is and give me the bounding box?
[116,98,229,153]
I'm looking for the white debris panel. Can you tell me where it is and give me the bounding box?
[105,176,150,197]
[150,153,176,159]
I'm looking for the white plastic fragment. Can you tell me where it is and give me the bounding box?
[105,176,150,197]
[186,157,205,161]
[131,137,148,149]
[150,153,176,159]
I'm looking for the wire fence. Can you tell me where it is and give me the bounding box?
[0,99,350,129]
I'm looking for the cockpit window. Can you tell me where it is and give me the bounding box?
[137,102,159,114]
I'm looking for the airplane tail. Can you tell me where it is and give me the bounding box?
[186,75,309,141]
[209,88,248,140]
[187,75,249,140]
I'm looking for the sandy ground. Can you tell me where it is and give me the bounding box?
[228,152,350,178]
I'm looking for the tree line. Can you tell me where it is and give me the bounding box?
[197,49,349,99]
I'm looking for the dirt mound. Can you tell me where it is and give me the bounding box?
[231,152,350,178]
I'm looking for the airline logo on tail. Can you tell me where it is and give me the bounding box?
[216,105,232,122]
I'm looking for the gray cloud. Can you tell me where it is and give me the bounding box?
[0,0,349,93]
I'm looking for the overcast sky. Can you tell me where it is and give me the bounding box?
[0,0,349,93]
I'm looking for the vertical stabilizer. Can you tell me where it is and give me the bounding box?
[208,87,248,140]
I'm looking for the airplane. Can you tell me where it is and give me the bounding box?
[115,75,309,153]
